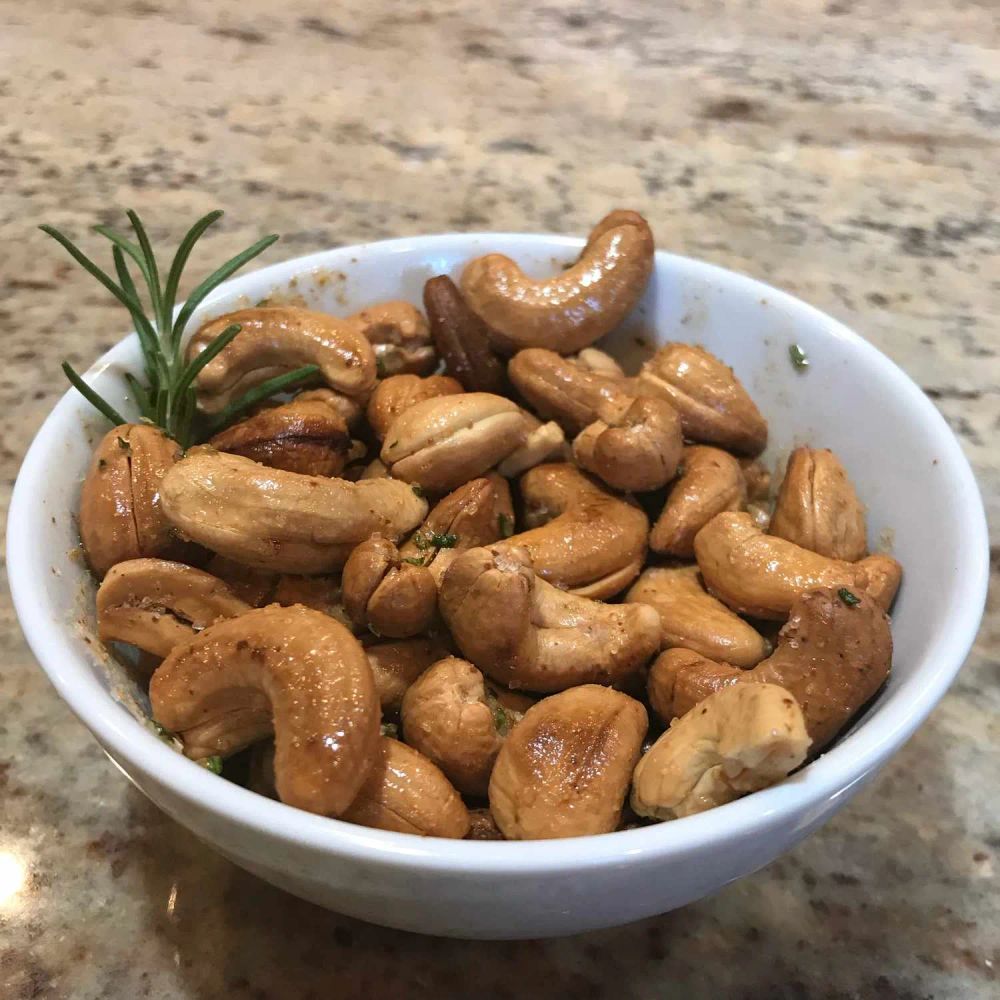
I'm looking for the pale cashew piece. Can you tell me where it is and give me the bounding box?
[401,657,532,796]
[149,605,380,816]
[365,637,453,711]
[342,534,437,638]
[770,447,867,561]
[439,545,660,692]
[461,209,654,354]
[573,347,626,379]
[97,558,250,658]
[79,424,183,577]
[352,300,436,377]
[342,737,470,838]
[631,683,810,820]
[651,445,747,557]
[160,449,427,574]
[625,565,770,668]
[648,586,892,750]
[187,307,377,412]
[209,395,351,478]
[365,373,463,441]
[495,416,566,479]
[638,343,767,455]
[381,393,529,493]
[296,387,365,431]
[489,685,648,839]
[495,463,649,598]
[694,511,900,620]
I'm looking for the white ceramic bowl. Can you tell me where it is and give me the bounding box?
[9,234,989,939]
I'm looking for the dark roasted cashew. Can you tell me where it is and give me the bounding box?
[439,545,660,692]
[489,685,648,839]
[638,343,767,456]
[150,605,380,816]
[342,534,437,638]
[632,683,810,819]
[650,445,747,557]
[494,463,649,598]
[461,210,654,354]
[770,447,867,561]
[79,424,184,578]
[647,586,892,750]
[204,554,278,607]
[161,449,427,573]
[365,373,463,440]
[424,275,507,393]
[97,558,250,658]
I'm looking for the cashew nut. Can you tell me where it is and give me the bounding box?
[79,424,183,577]
[341,737,470,838]
[647,586,892,750]
[694,512,901,619]
[365,636,453,711]
[489,685,648,839]
[466,808,505,840]
[295,387,365,431]
[365,373,463,440]
[739,458,771,502]
[160,448,427,573]
[342,534,437,638]
[631,683,810,820]
[495,463,649,598]
[149,605,380,816]
[271,574,355,631]
[187,306,378,412]
[495,414,567,478]
[97,558,250,658]
[439,545,660,692]
[400,657,533,796]
[573,347,625,379]
[461,210,654,354]
[424,275,507,393]
[205,554,278,607]
[625,565,770,668]
[380,392,530,492]
[352,300,436,377]
[770,447,867,561]
[637,343,768,455]
[650,445,747,557]
[209,394,352,477]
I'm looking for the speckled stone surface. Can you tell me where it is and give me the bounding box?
[1,1,997,997]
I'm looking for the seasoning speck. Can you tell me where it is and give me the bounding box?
[789,344,810,370]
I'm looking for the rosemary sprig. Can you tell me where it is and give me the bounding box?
[42,210,317,448]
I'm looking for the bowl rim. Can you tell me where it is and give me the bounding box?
[8,232,990,873]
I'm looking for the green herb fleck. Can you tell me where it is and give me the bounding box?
[403,555,426,566]
[837,587,861,607]
[789,343,809,370]
[492,704,508,734]
[376,356,387,377]
[430,532,458,549]
[380,722,399,739]
[498,512,514,538]
[201,755,224,775]
[152,721,174,741]
[414,532,430,551]
[411,483,425,498]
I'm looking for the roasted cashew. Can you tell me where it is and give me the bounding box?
[161,448,427,573]
[341,737,470,838]
[573,347,625,379]
[637,343,767,456]
[494,463,649,598]
[625,565,770,668]
[650,446,747,557]
[149,605,380,816]
[381,392,530,492]
[79,424,183,577]
[461,209,654,354]
[296,387,365,431]
[205,554,278,607]
[401,657,533,796]
[489,685,648,839]
[365,636,453,711]
[770,447,867,561]
[648,586,892,750]
[466,808,505,840]
[365,373,463,440]
[495,413,566,478]
[352,301,435,377]
[694,512,901,619]
[342,534,437,638]
[397,474,514,585]
[97,558,250,658]
[187,306,378,412]
[209,394,352,477]
[424,275,507,393]
[271,574,355,631]
[739,458,771,502]
[631,683,810,820]
[438,545,661,692]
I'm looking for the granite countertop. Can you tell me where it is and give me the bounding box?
[1,1,997,996]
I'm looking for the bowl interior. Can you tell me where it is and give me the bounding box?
[9,233,988,865]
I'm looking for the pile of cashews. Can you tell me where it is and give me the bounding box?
[80,210,903,840]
